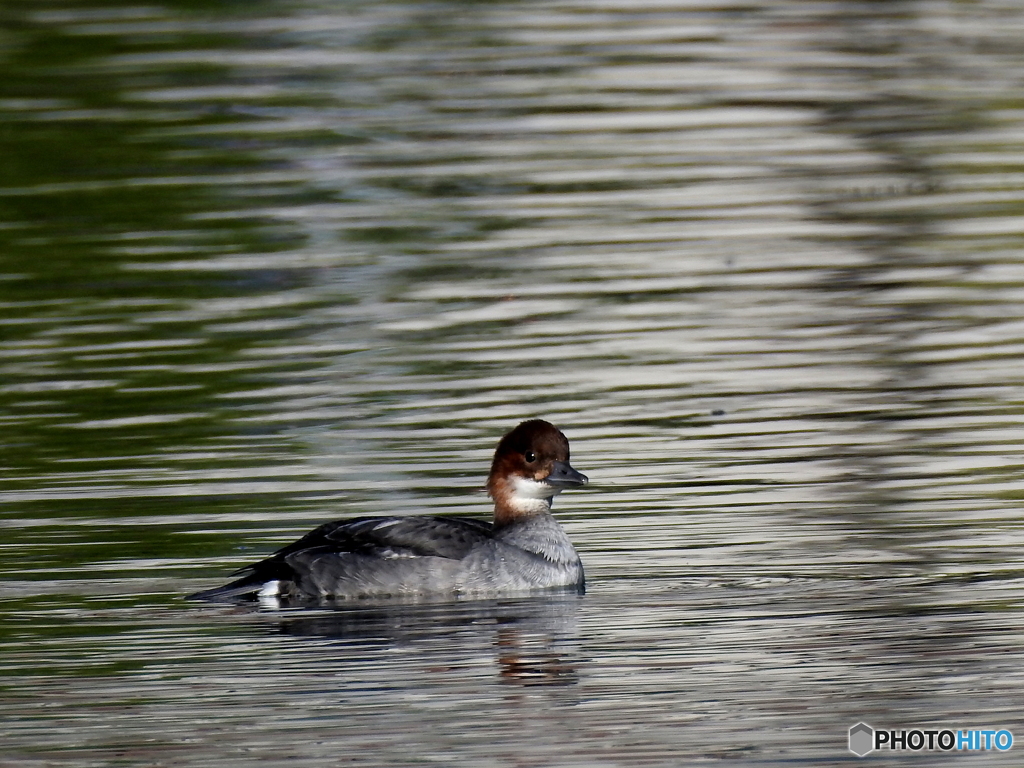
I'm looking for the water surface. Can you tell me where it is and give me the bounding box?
[3,1,1024,765]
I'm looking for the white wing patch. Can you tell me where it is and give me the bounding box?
[257,579,280,598]
[257,580,282,609]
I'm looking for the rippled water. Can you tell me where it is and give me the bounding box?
[4,0,1024,765]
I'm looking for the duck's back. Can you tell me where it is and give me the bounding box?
[190,513,583,601]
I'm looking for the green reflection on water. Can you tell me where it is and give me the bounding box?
[0,1,349,480]
[0,3,381,602]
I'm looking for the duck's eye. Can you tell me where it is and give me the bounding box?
[524,451,536,463]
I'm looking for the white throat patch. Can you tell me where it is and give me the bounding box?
[509,476,557,514]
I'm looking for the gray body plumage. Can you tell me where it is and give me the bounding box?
[192,512,583,602]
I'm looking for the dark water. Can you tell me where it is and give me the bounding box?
[3,1,1024,765]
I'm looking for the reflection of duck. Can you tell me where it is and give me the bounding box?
[275,595,583,687]
[497,624,580,687]
[189,420,588,602]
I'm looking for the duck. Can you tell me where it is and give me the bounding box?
[188,419,587,602]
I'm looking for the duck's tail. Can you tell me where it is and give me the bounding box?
[186,570,265,602]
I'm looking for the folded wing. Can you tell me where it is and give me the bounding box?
[188,516,496,601]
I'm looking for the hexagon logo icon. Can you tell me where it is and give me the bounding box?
[849,722,874,757]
